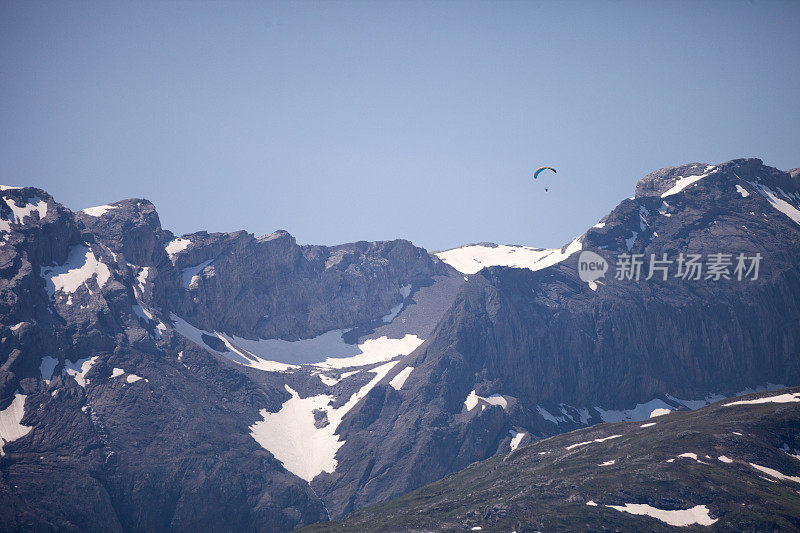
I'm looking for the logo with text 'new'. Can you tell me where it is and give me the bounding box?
[578,250,762,283]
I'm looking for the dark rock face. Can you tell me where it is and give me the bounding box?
[313,158,800,518]
[169,229,443,341]
[75,198,172,267]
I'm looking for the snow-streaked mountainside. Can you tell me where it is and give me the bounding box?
[302,387,800,532]
[0,158,799,531]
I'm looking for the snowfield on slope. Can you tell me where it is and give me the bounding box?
[661,165,717,197]
[2,195,48,225]
[724,392,800,406]
[435,238,582,275]
[604,503,717,527]
[40,245,111,297]
[171,313,426,482]
[171,313,423,370]
[748,181,800,226]
[165,237,191,260]
[80,204,118,217]
[389,366,414,390]
[249,360,399,482]
[0,394,31,455]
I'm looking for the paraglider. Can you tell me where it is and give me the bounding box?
[534,166,556,192]
[533,166,556,179]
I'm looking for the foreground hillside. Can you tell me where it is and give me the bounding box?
[303,388,800,532]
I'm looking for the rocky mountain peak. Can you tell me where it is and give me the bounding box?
[258,229,294,243]
[633,158,800,202]
[75,198,171,267]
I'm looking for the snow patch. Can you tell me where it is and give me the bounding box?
[723,392,800,407]
[565,434,622,450]
[318,375,340,387]
[389,366,413,390]
[605,503,717,527]
[640,422,657,428]
[675,452,708,465]
[537,406,567,424]
[39,356,58,382]
[249,360,399,482]
[399,284,412,298]
[0,394,31,455]
[165,238,191,259]
[381,302,404,323]
[135,267,150,296]
[41,245,111,297]
[625,231,638,251]
[465,391,509,412]
[63,356,99,388]
[182,259,213,289]
[435,238,582,275]
[661,166,717,198]
[315,335,423,370]
[133,304,154,322]
[595,399,674,423]
[171,314,422,372]
[80,204,117,217]
[509,429,526,452]
[126,374,144,384]
[650,408,671,418]
[170,314,299,372]
[639,206,650,231]
[749,463,800,484]
[748,182,800,226]
[317,370,360,387]
[598,459,616,466]
[110,368,124,378]
[735,184,750,198]
[3,196,48,225]
[718,456,733,463]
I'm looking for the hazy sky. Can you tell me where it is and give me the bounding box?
[2,1,798,251]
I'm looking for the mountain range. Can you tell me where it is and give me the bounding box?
[0,157,798,531]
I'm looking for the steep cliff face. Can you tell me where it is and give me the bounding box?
[166,229,443,341]
[314,158,800,517]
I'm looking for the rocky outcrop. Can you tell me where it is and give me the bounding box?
[168,230,444,340]
[75,198,172,267]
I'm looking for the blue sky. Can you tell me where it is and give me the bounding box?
[2,1,798,250]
